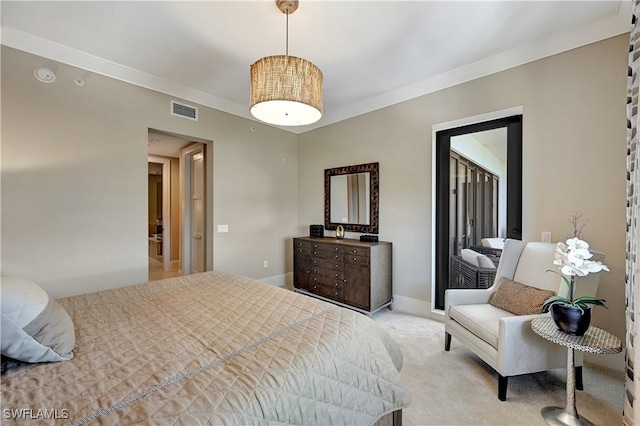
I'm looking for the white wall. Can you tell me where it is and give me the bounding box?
[1,46,299,297]
[297,35,628,370]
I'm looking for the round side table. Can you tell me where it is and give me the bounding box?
[531,317,622,426]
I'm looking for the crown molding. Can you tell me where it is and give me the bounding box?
[1,1,631,135]
[301,0,632,133]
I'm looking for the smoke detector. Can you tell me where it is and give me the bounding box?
[34,67,56,83]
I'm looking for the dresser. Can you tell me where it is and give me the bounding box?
[293,237,393,315]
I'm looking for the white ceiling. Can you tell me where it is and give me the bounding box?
[148,130,192,158]
[1,1,631,134]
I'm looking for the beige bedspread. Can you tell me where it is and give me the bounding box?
[1,271,410,424]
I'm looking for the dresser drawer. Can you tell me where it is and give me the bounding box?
[346,255,370,265]
[344,246,370,257]
[295,247,311,256]
[310,242,344,254]
[312,249,344,261]
[311,274,344,287]
[312,266,344,279]
[310,282,343,301]
[294,239,311,249]
[311,258,344,270]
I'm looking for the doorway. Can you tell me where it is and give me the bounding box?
[433,114,523,311]
[147,156,172,275]
[147,129,212,280]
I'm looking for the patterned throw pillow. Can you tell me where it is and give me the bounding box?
[488,276,556,315]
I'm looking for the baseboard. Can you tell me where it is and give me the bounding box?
[391,295,431,318]
[585,351,625,372]
[261,277,432,319]
[259,272,293,290]
[170,260,180,270]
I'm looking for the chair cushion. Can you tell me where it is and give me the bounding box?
[461,249,496,269]
[448,303,516,348]
[481,238,505,249]
[488,276,556,315]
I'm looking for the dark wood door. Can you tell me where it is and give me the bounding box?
[294,248,311,290]
[343,263,370,310]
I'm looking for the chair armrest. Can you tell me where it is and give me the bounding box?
[499,313,547,348]
[497,313,568,375]
[445,287,494,311]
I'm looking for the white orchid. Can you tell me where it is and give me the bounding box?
[543,237,609,312]
[553,238,608,277]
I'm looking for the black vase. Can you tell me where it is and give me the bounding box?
[550,304,591,336]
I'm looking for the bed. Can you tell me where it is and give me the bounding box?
[1,270,410,424]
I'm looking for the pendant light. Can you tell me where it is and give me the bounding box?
[250,0,323,126]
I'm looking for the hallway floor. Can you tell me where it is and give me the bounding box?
[149,257,182,281]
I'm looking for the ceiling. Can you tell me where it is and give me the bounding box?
[148,130,192,158]
[1,1,631,134]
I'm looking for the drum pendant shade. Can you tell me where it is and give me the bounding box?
[249,0,323,126]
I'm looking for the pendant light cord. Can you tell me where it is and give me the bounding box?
[285,10,289,56]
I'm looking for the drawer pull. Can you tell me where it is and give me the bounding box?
[305,270,310,274]
[298,249,303,253]
[298,242,303,246]
[335,264,339,269]
[313,244,318,248]
[313,251,317,255]
[313,260,317,264]
[334,273,339,277]
[314,277,317,281]
[313,285,317,290]
[353,249,357,253]
[353,257,357,261]
[335,292,339,296]
[335,248,339,251]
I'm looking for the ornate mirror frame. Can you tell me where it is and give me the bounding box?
[324,162,379,234]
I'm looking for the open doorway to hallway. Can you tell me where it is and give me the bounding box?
[147,129,210,281]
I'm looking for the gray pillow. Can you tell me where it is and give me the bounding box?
[1,273,75,363]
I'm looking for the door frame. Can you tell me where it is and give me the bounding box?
[148,156,171,271]
[431,107,523,314]
[180,143,206,275]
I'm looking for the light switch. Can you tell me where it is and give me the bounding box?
[217,224,229,233]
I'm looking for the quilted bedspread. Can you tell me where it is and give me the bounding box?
[1,271,410,425]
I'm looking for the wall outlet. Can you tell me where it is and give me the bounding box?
[217,224,229,233]
[263,260,269,268]
[542,232,552,243]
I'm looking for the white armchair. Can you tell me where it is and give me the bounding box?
[444,239,603,400]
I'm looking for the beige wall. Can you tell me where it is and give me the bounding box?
[1,34,628,370]
[298,35,628,369]
[1,46,299,297]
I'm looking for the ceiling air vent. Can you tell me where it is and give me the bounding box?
[171,100,198,121]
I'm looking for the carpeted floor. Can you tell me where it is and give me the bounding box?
[371,310,624,425]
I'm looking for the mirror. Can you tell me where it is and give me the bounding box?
[324,162,379,234]
[434,114,522,310]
